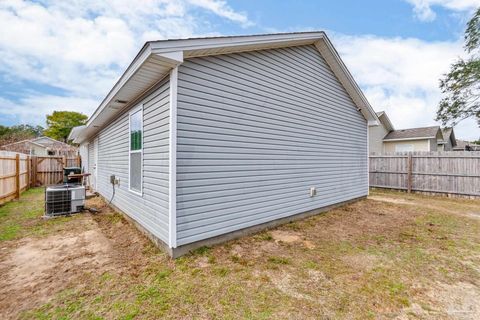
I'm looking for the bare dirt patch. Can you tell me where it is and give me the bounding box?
[370,193,480,221]
[428,282,480,320]
[369,195,414,205]
[271,230,316,249]
[0,219,113,317]
[341,253,380,271]
[268,268,332,302]
[271,230,302,243]
[0,196,156,319]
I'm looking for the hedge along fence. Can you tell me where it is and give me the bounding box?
[0,151,81,205]
[369,151,480,198]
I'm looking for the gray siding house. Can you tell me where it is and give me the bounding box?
[70,32,379,257]
[368,111,394,154]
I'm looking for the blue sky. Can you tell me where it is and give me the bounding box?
[0,0,479,139]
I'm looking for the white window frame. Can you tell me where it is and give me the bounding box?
[128,104,143,196]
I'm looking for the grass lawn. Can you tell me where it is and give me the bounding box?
[1,188,479,319]
[0,188,82,241]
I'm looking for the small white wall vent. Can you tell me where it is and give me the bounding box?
[309,187,316,197]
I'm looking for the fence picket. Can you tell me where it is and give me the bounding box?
[370,151,480,198]
[0,152,81,205]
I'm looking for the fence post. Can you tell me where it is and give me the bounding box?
[77,154,81,168]
[26,156,30,190]
[62,155,67,168]
[15,154,20,199]
[31,156,37,187]
[407,153,413,193]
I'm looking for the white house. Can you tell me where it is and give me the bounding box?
[70,32,379,257]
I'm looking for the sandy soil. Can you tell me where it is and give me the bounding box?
[0,191,479,319]
[0,198,152,319]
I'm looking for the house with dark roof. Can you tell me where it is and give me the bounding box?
[383,126,443,152]
[369,110,448,153]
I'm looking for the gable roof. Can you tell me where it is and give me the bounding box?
[0,138,45,148]
[375,111,394,132]
[383,126,442,141]
[70,31,379,143]
[1,136,77,152]
[441,128,457,147]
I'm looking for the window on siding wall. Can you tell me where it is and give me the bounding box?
[129,106,143,194]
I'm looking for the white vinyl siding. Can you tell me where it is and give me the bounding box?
[175,45,368,245]
[91,77,170,244]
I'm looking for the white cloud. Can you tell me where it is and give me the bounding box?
[0,1,478,141]
[333,34,479,140]
[188,0,253,27]
[0,95,98,125]
[0,0,252,125]
[405,0,480,21]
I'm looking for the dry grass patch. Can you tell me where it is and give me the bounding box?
[0,189,479,319]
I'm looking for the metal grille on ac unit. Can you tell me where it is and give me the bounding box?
[45,185,85,216]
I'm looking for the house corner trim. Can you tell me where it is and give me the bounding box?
[168,66,179,248]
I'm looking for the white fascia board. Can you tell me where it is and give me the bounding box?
[384,117,395,132]
[150,32,326,55]
[87,44,153,127]
[156,51,184,64]
[77,51,183,144]
[168,66,178,248]
[378,112,395,131]
[69,126,86,141]
[314,37,378,124]
[383,137,435,142]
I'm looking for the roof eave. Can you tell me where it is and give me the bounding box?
[383,136,436,142]
[379,112,394,131]
[75,32,379,143]
[314,34,378,125]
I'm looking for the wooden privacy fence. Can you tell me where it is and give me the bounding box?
[0,151,81,205]
[0,151,30,205]
[369,151,480,198]
[33,155,80,186]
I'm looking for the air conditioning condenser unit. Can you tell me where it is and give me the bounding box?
[45,184,85,216]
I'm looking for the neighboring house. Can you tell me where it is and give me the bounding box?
[0,136,78,157]
[383,126,443,152]
[453,140,480,151]
[368,110,447,153]
[438,128,457,151]
[69,32,379,257]
[368,111,394,153]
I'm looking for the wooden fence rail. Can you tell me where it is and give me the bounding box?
[369,151,480,198]
[0,151,80,205]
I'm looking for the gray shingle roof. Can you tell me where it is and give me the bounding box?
[383,126,440,140]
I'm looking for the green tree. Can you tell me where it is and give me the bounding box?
[436,8,480,127]
[0,124,44,145]
[44,111,88,142]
